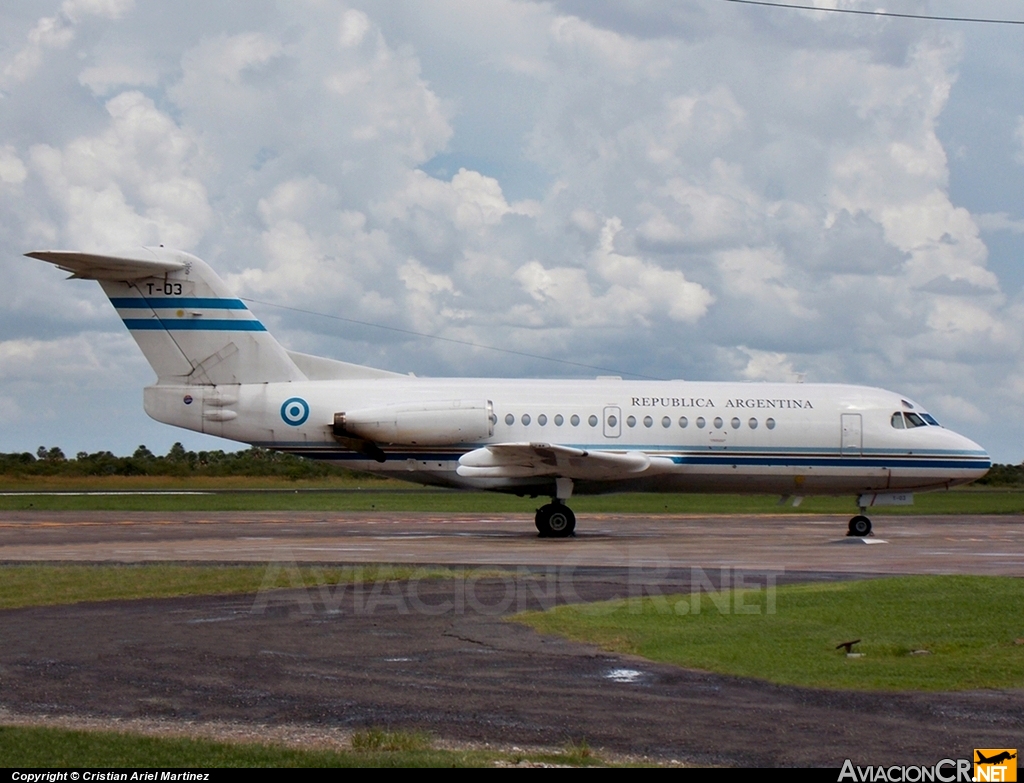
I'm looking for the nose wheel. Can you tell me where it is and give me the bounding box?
[535,502,576,538]
[847,514,872,537]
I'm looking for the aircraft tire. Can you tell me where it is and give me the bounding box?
[534,505,549,533]
[535,503,576,538]
[847,515,872,537]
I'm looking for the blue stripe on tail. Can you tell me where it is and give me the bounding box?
[110,297,248,310]
[122,318,266,331]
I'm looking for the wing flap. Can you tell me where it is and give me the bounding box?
[457,442,652,480]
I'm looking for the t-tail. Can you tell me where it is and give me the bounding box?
[26,247,304,385]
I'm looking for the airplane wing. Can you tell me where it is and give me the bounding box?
[457,442,666,480]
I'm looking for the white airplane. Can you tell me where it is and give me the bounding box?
[27,247,991,538]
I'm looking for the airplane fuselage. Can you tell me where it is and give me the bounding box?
[143,377,989,498]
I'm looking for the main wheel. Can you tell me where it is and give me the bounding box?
[534,505,549,533]
[535,503,576,538]
[847,515,872,537]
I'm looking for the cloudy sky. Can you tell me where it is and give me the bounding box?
[2,0,1024,462]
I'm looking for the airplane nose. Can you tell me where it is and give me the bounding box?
[954,431,991,474]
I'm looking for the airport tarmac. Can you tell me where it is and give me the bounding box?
[1,511,1022,765]
[0,511,1022,574]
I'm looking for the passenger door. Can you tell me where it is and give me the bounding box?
[841,414,862,456]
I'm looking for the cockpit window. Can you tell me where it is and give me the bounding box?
[892,410,939,428]
[888,409,937,427]
[905,412,927,428]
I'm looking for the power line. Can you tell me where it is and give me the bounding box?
[721,0,1024,25]
[242,296,664,380]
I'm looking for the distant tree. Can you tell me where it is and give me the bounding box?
[166,442,187,462]
[0,452,36,473]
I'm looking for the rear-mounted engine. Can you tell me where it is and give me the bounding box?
[333,400,494,445]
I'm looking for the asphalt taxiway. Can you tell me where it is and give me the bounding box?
[0,511,1022,574]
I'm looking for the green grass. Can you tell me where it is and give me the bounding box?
[0,563,463,610]
[0,725,609,767]
[0,487,524,512]
[562,738,595,765]
[351,727,433,752]
[3,483,1024,514]
[514,576,1024,691]
[0,474,399,491]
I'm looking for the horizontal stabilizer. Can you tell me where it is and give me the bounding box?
[26,248,190,280]
[457,442,655,481]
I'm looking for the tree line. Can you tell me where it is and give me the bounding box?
[1,444,1021,485]
[969,462,1024,486]
[0,444,354,479]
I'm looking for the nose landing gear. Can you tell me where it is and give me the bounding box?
[847,514,872,537]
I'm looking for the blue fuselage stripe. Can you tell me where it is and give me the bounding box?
[122,318,266,331]
[276,448,989,470]
[669,455,989,470]
[111,298,248,309]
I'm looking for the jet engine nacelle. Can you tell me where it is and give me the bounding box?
[334,400,494,445]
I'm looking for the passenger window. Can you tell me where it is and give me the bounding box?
[607,414,617,427]
[731,417,740,429]
[679,416,688,428]
[505,413,514,426]
[643,416,653,428]
[891,412,905,429]
[713,417,723,429]
[696,417,705,429]
[571,414,580,426]
[748,418,757,429]
[538,414,547,426]
[588,414,598,427]
[766,418,775,430]
[662,416,671,428]
[627,415,636,427]
[554,414,564,426]
[521,414,531,426]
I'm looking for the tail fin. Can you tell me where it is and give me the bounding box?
[26,247,304,385]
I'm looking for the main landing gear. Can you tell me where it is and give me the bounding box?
[535,501,576,538]
[847,514,872,537]
[536,478,576,537]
